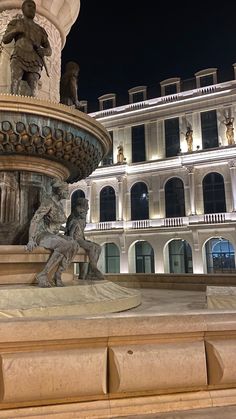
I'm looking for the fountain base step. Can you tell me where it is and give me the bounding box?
[0,280,141,318]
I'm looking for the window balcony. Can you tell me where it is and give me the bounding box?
[85,212,236,232]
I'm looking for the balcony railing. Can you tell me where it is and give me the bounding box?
[90,80,236,119]
[85,212,236,232]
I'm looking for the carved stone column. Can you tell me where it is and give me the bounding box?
[186,165,196,215]
[229,160,236,211]
[117,176,124,221]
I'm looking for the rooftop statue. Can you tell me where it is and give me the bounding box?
[65,198,104,281]
[26,180,79,288]
[2,0,52,96]
[60,61,81,109]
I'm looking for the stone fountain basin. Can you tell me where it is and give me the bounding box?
[0,95,111,183]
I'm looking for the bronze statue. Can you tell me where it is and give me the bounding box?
[185,126,193,152]
[2,0,52,96]
[60,61,81,109]
[117,145,126,164]
[25,180,79,288]
[224,117,235,145]
[65,198,104,281]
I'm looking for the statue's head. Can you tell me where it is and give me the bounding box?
[22,0,36,19]
[65,61,80,76]
[73,198,89,219]
[51,179,69,200]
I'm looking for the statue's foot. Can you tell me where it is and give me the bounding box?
[55,278,65,287]
[85,269,104,281]
[36,274,52,288]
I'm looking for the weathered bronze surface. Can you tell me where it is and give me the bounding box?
[66,198,104,281]
[2,0,52,96]
[25,179,79,288]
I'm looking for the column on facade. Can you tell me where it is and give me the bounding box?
[229,160,236,211]
[120,251,129,273]
[186,166,196,215]
[116,176,124,221]
[86,180,92,223]
[192,230,204,273]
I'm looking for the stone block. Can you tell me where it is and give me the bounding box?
[206,340,236,385]
[0,348,107,403]
[109,342,207,394]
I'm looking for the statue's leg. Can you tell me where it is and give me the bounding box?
[26,73,40,97]
[36,250,63,288]
[53,256,69,287]
[10,62,24,95]
[78,262,88,279]
[52,238,80,287]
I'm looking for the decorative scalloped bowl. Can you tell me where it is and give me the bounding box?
[0,95,111,183]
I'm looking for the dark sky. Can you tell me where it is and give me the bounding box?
[62,0,236,111]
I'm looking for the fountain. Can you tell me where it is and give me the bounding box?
[0,0,141,311]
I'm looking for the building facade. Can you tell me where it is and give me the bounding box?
[68,66,236,275]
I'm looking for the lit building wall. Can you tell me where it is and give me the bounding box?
[68,69,236,275]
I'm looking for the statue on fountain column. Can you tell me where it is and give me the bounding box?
[60,61,82,109]
[25,179,79,288]
[2,0,52,96]
[65,198,104,281]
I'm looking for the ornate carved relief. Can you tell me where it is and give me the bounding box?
[0,118,103,183]
[0,10,61,102]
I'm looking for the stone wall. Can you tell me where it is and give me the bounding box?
[0,312,236,417]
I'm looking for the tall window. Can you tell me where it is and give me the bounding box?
[165,178,185,217]
[164,118,180,157]
[132,124,146,162]
[101,131,113,166]
[201,110,218,149]
[131,182,149,220]
[168,240,193,273]
[71,189,85,210]
[105,243,120,273]
[135,241,154,273]
[205,238,235,273]
[100,186,116,221]
[203,172,226,214]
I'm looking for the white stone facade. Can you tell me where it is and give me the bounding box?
[68,70,236,275]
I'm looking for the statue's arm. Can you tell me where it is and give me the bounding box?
[70,76,80,108]
[25,202,51,251]
[2,19,22,44]
[39,30,52,57]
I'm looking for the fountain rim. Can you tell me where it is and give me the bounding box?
[0,94,111,156]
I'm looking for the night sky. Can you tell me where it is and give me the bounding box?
[62,0,236,111]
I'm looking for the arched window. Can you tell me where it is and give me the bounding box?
[135,241,154,273]
[165,178,185,217]
[105,243,120,273]
[203,172,226,214]
[100,186,116,221]
[205,238,235,273]
[71,189,85,210]
[131,182,149,220]
[168,240,193,273]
